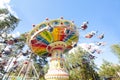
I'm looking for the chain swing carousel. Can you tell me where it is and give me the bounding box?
[27,17,79,80]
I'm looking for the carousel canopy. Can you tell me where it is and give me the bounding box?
[27,18,79,56]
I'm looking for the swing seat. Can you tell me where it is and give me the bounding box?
[85,34,93,38]
[81,25,87,30]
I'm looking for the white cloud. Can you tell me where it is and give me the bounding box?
[5,31,20,38]
[69,43,101,54]
[0,0,18,17]
[12,31,20,38]
[0,0,11,8]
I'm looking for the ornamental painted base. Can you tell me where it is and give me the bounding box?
[45,69,69,80]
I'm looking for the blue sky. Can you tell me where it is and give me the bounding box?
[2,0,120,67]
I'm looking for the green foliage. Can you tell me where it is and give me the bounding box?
[65,47,100,80]
[111,44,120,60]
[0,8,9,14]
[99,60,120,80]
[0,8,20,34]
[19,33,28,42]
[39,64,49,80]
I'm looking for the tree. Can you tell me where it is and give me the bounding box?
[111,44,120,60]
[64,46,100,80]
[0,8,19,34]
[99,60,120,80]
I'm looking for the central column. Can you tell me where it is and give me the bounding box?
[45,41,69,80]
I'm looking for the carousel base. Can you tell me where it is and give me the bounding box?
[45,69,69,80]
